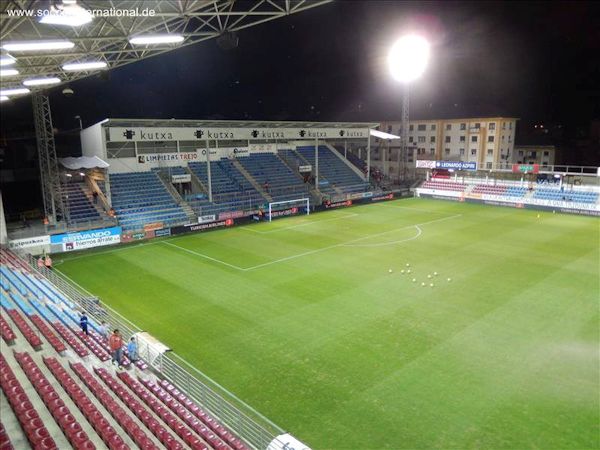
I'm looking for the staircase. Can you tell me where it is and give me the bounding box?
[185,166,208,195]
[277,151,323,202]
[231,158,273,203]
[155,171,197,222]
[81,182,111,220]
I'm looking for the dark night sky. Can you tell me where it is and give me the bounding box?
[1,0,599,148]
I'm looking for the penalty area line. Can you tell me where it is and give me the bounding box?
[239,213,359,234]
[161,241,246,271]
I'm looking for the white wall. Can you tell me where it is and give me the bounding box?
[80,122,106,159]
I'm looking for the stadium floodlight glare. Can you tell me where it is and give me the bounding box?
[388,34,430,83]
[2,40,75,52]
[0,68,19,77]
[0,87,30,96]
[0,96,9,102]
[39,4,93,27]
[129,35,185,45]
[62,61,107,71]
[0,54,16,66]
[23,77,61,86]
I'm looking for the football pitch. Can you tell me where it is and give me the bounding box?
[57,198,599,449]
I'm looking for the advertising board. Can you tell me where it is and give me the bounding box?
[50,227,122,252]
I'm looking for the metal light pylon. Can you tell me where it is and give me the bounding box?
[32,93,67,225]
[399,84,410,180]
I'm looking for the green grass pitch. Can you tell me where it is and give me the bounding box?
[57,198,599,449]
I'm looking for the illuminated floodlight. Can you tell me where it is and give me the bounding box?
[2,40,75,52]
[129,35,184,45]
[0,68,19,76]
[39,4,93,27]
[0,87,30,96]
[388,35,430,83]
[62,61,107,71]
[0,96,9,102]
[23,77,61,86]
[0,54,16,66]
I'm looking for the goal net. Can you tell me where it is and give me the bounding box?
[267,198,310,222]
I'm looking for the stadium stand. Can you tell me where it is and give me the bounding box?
[296,146,369,194]
[61,181,103,225]
[420,180,467,192]
[236,153,310,202]
[188,160,267,216]
[0,247,255,450]
[333,146,368,173]
[533,188,599,204]
[109,171,189,231]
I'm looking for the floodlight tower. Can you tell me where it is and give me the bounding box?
[388,35,430,181]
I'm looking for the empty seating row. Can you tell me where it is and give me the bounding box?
[421,180,467,192]
[0,296,42,349]
[0,422,13,450]
[471,184,508,195]
[70,362,151,450]
[94,367,184,450]
[13,351,96,449]
[0,353,57,449]
[110,370,210,449]
[149,378,249,450]
[44,357,132,450]
[0,316,16,345]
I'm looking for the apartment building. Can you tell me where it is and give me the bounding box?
[371,117,518,175]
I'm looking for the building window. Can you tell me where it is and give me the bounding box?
[429,136,435,143]
[543,151,549,156]
[474,123,481,129]
[445,136,451,143]
[460,135,465,142]
[445,148,450,155]
[418,136,426,143]
[409,124,414,131]
[487,149,493,155]
[530,151,537,158]
[417,124,426,131]
[459,148,465,155]
[471,136,478,142]
[518,150,523,156]
[409,137,414,143]
[471,149,477,155]
[502,135,505,141]
[431,124,436,131]
[509,122,512,129]
[489,122,496,130]
[387,125,392,133]
[488,136,494,142]
[460,123,466,130]
[430,148,435,155]
[502,122,506,130]
[446,124,452,131]
[486,162,493,169]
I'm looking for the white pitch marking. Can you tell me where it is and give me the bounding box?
[240,213,359,234]
[161,241,246,271]
[243,214,461,271]
[342,225,422,248]
[56,241,160,264]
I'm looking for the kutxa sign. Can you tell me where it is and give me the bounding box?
[108,127,370,142]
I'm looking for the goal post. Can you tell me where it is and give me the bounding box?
[267,198,310,222]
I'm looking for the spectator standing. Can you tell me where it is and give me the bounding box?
[44,255,53,270]
[108,329,124,368]
[79,312,89,335]
[92,191,99,205]
[37,257,44,270]
[99,321,110,341]
[127,337,138,363]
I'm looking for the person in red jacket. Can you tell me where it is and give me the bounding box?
[108,329,124,368]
